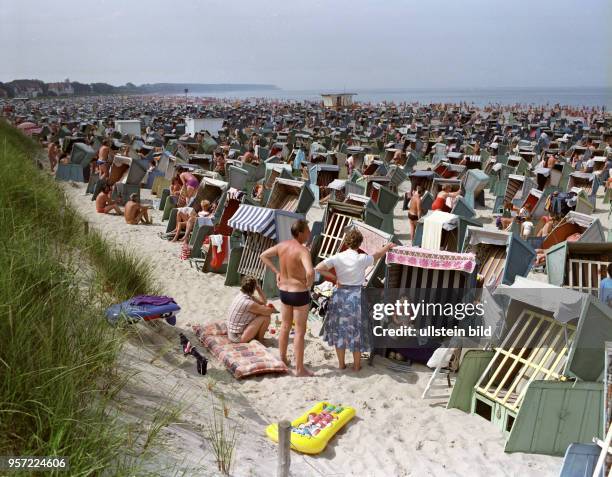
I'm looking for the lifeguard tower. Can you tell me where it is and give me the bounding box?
[321,93,356,109]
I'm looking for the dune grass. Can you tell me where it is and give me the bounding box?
[0,120,160,475]
[204,392,239,476]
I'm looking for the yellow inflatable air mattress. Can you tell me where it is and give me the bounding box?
[265,402,356,454]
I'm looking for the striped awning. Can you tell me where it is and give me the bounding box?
[228,204,277,239]
[386,246,476,273]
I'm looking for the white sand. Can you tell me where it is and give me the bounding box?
[59,176,592,477]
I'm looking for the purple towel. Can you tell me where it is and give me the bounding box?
[129,295,176,307]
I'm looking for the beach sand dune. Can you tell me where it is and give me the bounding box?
[61,179,567,477]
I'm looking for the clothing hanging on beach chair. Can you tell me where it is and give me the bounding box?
[422,211,455,251]
[209,234,228,269]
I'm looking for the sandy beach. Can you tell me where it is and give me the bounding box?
[2,0,608,473]
[57,166,605,477]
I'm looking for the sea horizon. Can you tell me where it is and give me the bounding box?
[189,85,612,108]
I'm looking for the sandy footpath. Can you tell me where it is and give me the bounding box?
[58,174,589,477]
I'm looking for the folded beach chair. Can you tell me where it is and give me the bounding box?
[421,347,458,399]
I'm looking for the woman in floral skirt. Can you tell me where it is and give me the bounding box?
[315,229,395,371]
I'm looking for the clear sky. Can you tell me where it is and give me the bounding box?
[1,0,610,89]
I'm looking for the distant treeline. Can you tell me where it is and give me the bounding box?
[0,79,278,99]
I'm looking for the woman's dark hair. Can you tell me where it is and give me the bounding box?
[608,263,612,278]
[240,276,258,295]
[344,228,363,250]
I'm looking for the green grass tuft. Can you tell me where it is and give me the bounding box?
[0,120,162,475]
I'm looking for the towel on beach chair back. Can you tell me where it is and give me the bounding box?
[208,234,229,269]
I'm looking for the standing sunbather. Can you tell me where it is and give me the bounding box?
[261,219,315,377]
[315,229,395,371]
[432,185,461,213]
[408,186,422,242]
[98,139,111,179]
[599,264,612,308]
[47,140,59,172]
[179,171,199,191]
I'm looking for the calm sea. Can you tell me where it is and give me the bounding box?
[193,87,611,109]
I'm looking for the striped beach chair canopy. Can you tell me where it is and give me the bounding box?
[228,204,277,239]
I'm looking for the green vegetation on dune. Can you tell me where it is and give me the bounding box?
[0,120,159,476]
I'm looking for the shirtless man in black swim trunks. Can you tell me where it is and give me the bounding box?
[408,186,422,243]
[261,219,314,377]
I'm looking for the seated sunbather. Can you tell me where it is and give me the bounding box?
[391,150,404,165]
[242,151,256,164]
[95,185,122,215]
[58,152,70,165]
[198,200,214,218]
[226,276,276,344]
[534,249,546,266]
[124,193,152,225]
[253,184,265,201]
[180,200,214,244]
[170,206,195,242]
[518,203,532,218]
[496,201,515,229]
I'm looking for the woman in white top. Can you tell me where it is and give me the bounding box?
[520,216,534,240]
[315,229,395,371]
